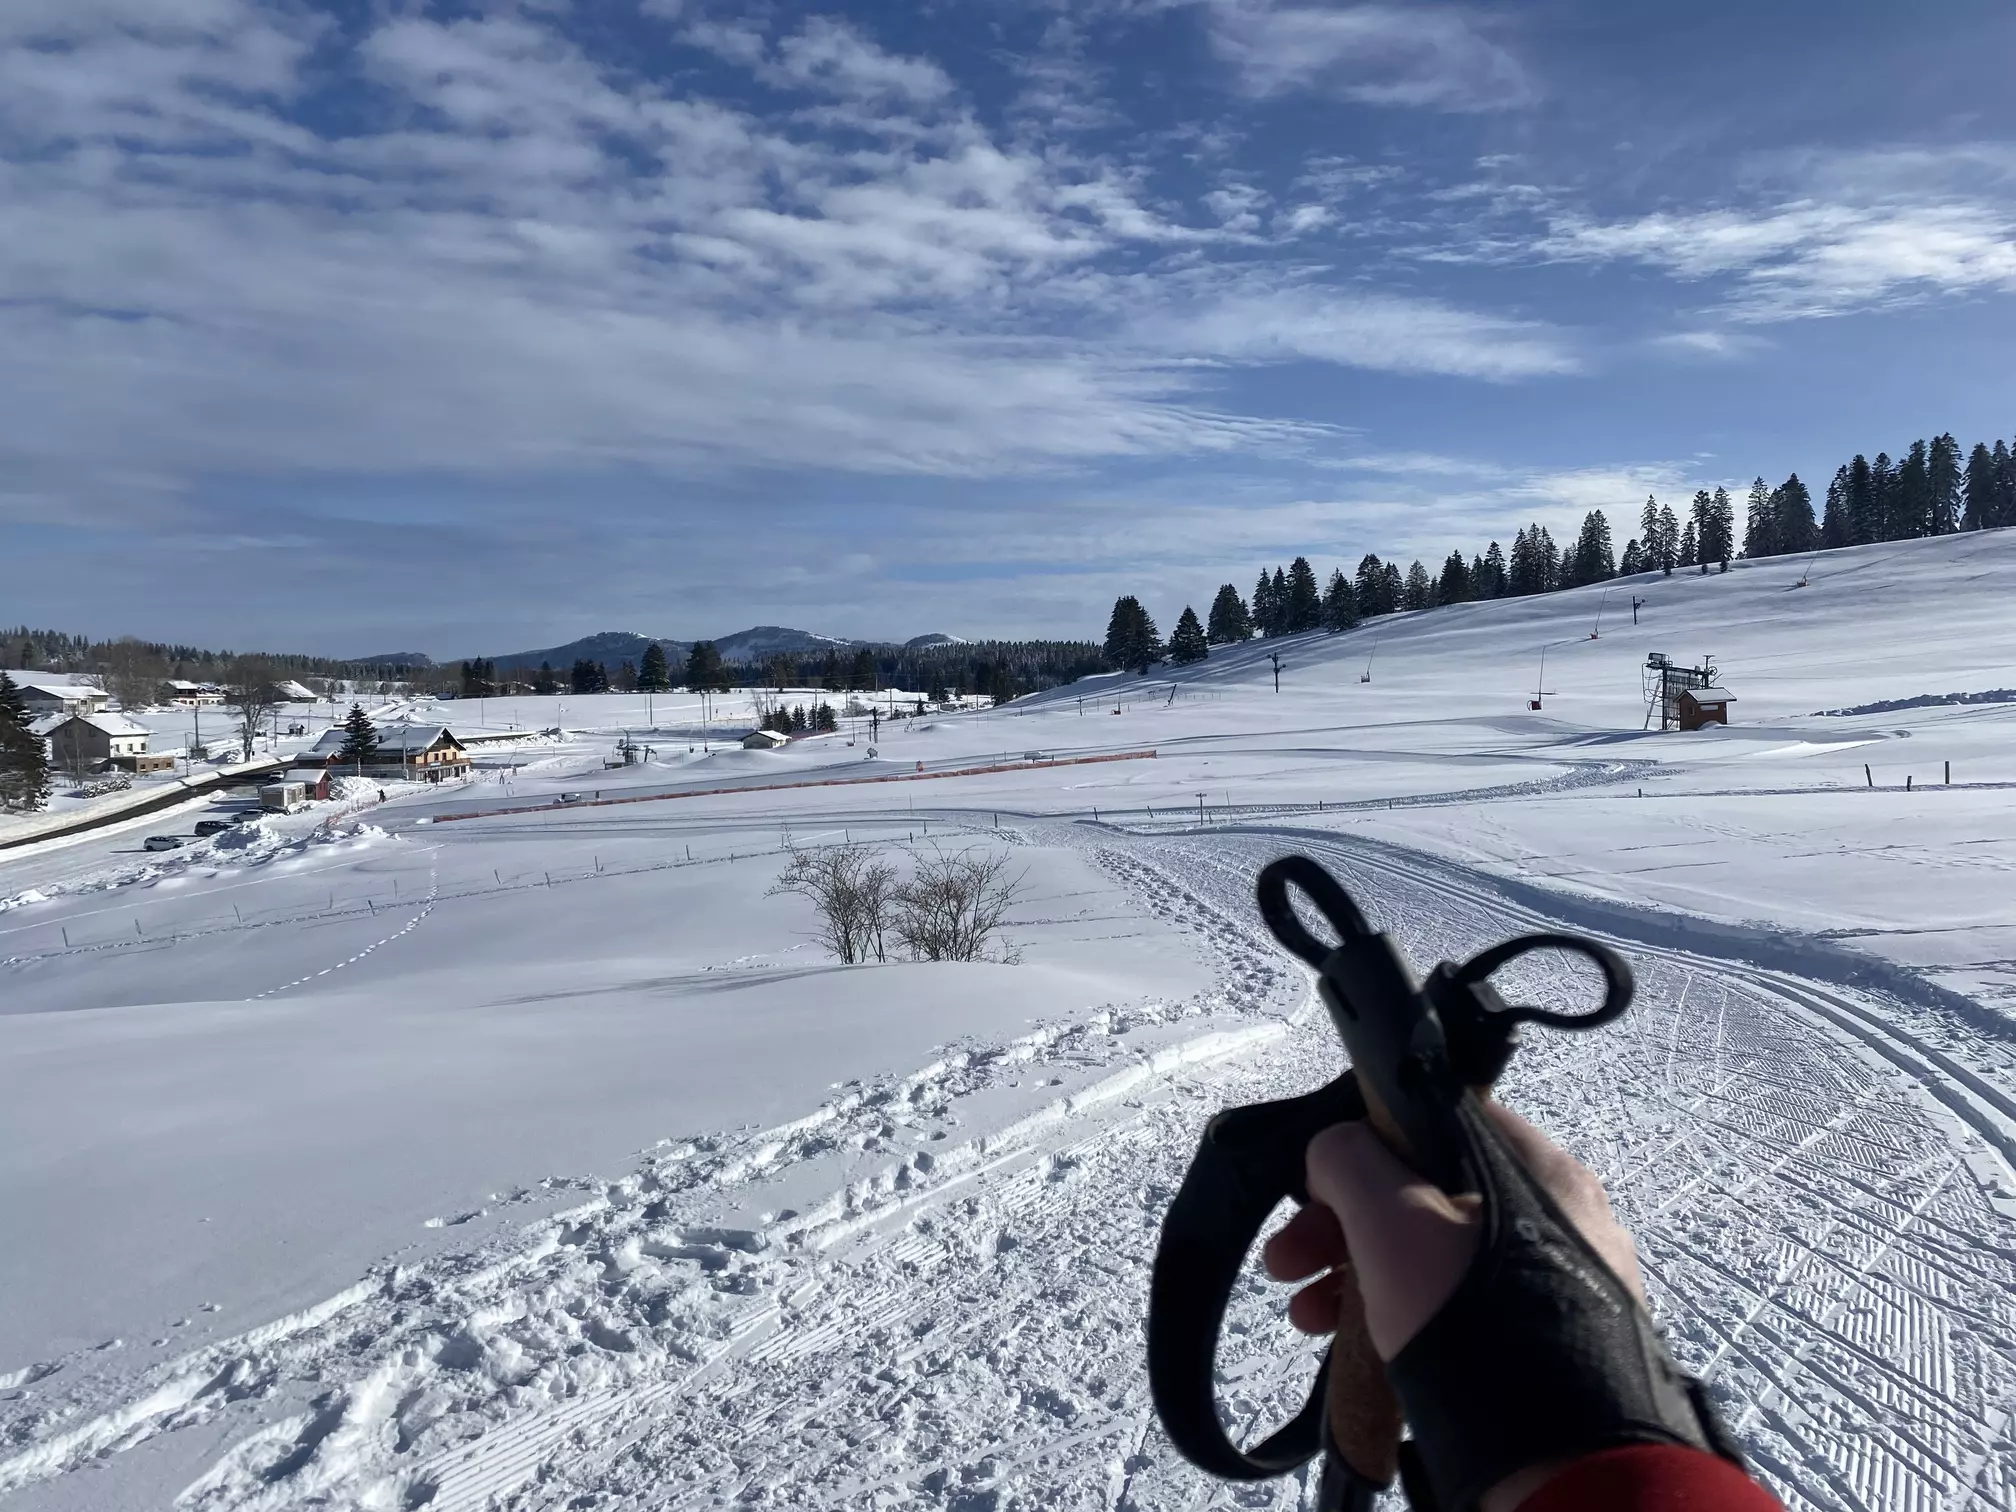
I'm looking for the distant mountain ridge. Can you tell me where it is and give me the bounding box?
[485,626,869,672]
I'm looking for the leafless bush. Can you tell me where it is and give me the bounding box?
[891,845,1025,963]
[769,842,897,964]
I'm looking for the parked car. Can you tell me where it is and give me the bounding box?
[143,835,183,852]
[194,818,235,835]
[556,792,585,804]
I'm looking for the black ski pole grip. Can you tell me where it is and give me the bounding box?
[1147,1074,1366,1477]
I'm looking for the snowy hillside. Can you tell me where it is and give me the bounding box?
[4,530,2016,1511]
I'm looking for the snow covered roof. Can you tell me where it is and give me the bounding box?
[277,680,317,701]
[1683,686,1736,701]
[283,769,329,786]
[310,723,462,755]
[78,712,151,737]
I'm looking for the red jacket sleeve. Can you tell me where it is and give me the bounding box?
[1518,1444,1783,1512]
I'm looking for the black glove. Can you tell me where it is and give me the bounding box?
[1385,1095,1746,1512]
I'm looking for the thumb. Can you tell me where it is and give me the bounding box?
[1304,1121,1481,1360]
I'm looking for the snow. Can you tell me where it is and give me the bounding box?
[6,530,2016,1509]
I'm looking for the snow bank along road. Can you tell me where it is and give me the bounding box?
[5,822,2014,1512]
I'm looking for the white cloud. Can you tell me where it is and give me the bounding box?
[1206,2,1533,111]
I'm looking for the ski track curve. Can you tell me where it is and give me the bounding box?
[4,826,2013,1511]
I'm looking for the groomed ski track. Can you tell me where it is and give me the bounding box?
[8,823,2016,1512]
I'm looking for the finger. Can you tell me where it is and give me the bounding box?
[1480,1098,1646,1305]
[1263,1201,1345,1282]
[1286,1270,1348,1335]
[1305,1120,1481,1360]
[1479,1100,1589,1197]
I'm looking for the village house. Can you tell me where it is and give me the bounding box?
[8,674,112,717]
[42,712,174,773]
[306,722,472,783]
[162,680,226,706]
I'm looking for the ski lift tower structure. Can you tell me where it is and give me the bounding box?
[1643,652,1721,731]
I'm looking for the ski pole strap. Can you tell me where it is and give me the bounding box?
[1146,1074,1369,1478]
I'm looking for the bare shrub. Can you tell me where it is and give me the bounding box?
[769,843,897,964]
[891,845,1025,963]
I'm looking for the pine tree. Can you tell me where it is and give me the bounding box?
[1168,606,1209,664]
[337,702,379,764]
[1657,503,1680,574]
[1869,452,1897,540]
[1995,440,2016,528]
[1679,519,1698,568]
[1322,568,1358,630]
[1264,567,1291,636]
[1205,584,1253,644]
[1928,435,1962,534]
[1103,596,1161,674]
[533,661,558,696]
[638,643,670,692]
[1402,560,1433,610]
[1775,473,1816,555]
[1251,570,1278,638]
[849,648,878,692]
[1639,496,1664,572]
[1571,510,1616,583]
[817,649,842,690]
[1896,441,1931,540]
[685,642,724,692]
[1436,550,1471,604]
[1479,541,1507,597]
[1354,554,1391,616]
[1618,539,1644,575]
[1707,488,1735,569]
[1822,465,1852,546]
[1286,557,1321,632]
[1383,561,1403,612]
[0,671,53,812]
[1687,491,1713,570]
[1963,442,1997,529]
[1847,455,1877,545]
[1743,477,1776,559]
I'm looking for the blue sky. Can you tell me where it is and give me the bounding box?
[7,0,2016,658]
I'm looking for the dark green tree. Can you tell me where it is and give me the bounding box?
[1928,436,1962,534]
[337,702,379,765]
[1402,560,1433,610]
[1354,554,1392,616]
[1963,442,1998,530]
[684,642,725,692]
[1743,478,1777,558]
[1285,557,1321,632]
[1478,541,1508,597]
[1436,551,1471,604]
[1251,570,1279,638]
[1618,538,1645,575]
[1205,584,1253,644]
[533,661,558,696]
[1846,455,1876,544]
[638,643,670,692]
[1678,519,1698,569]
[1895,441,1931,539]
[1321,568,1358,631]
[989,664,1016,705]
[1570,510,1617,583]
[1168,606,1209,664]
[1775,473,1816,555]
[1821,465,1852,547]
[1102,596,1161,674]
[849,648,878,691]
[0,671,52,811]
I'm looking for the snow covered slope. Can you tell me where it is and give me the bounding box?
[4,530,2016,1511]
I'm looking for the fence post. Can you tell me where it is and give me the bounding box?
[1907,775,1913,791]
[1946,760,1951,785]
[1864,763,1873,788]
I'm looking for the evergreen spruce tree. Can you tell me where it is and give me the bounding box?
[1963,442,1997,529]
[1847,455,1877,544]
[337,702,379,765]
[1822,465,1852,546]
[1679,519,1698,568]
[1995,440,2016,528]
[1205,584,1254,644]
[1402,560,1433,611]
[1383,560,1403,611]
[1267,568,1290,635]
[1869,452,1897,540]
[1896,441,1931,539]
[849,648,878,692]
[1928,435,1962,534]
[1103,596,1161,673]
[1776,473,1816,555]
[1322,568,1358,630]
[1639,497,1664,572]
[1509,528,1533,594]
[685,642,724,692]
[615,660,638,692]
[1252,570,1278,638]
[1480,541,1508,597]
[533,661,558,696]
[0,671,52,812]
[1168,606,1209,665]
[1469,553,1487,595]
[1707,487,1735,569]
[638,643,670,692]
[1744,477,1777,559]
[1687,491,1713,570]
[1286,557,1321,631]
[1436,550,1471,604]
[1657,503,1680,574]
[1353,554,1389,616]
[1572,510,1616,582]
[1618,539,1644,575]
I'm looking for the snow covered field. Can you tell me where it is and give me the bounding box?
[6,532,2016,1510]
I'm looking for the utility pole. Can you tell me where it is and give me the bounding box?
[1632,596,1646,626]
[1269,652,1282,693]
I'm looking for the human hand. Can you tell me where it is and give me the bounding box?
[1262,1098,1644,1360]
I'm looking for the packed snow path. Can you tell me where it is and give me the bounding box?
[6,828,2015,1512]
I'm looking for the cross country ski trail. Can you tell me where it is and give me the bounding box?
[5,828,2015,1512]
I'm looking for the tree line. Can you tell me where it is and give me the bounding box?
[1103,427,2016,673]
